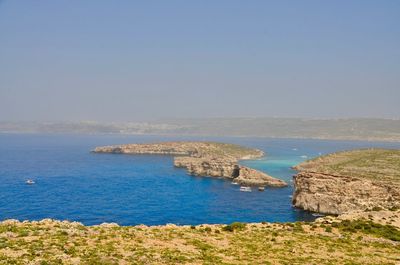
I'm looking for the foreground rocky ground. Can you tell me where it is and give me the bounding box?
[0,210,399,265]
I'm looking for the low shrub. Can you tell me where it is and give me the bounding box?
[338,220,400,241]
[222,222,246,232]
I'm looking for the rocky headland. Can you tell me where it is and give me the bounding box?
[1,146,400,264]
[93,142,287,187]
[292,149,400,215]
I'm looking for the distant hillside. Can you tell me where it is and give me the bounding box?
[161,117,400,141]
[1,118,399,141]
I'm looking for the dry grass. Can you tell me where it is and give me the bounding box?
[94,141,264,160]
[1,212,400,265]
[295,148,400,183]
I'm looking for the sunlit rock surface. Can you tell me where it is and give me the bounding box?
[94,141,287,187]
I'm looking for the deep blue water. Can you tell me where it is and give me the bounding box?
[1,133,399,226]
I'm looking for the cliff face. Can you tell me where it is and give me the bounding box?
[173,156,238,178]
[293,172,400,215]
[292,149,400,215]
[174,156,287,187]
[235,167,288,187]
[93,142,264,159]
[94,141,287,187]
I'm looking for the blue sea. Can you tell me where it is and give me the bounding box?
[1,133,399,226]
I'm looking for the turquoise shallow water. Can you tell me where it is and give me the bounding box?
[1,133,399,226]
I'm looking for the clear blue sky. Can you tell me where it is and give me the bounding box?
[0,0,399,121]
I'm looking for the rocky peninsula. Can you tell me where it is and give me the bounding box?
[292,149,400,215]
[93,142,287,187]
[2,146,400,264]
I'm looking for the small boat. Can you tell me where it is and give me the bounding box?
[258,186,265,191]
[312,213,324,217]
[232,182,239,185]
[240,186,252,192]
[300,155,308,158]
[26,179,35,185]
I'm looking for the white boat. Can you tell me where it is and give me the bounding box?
[26,179,35,185]
[232,182,239,185]
[240,186,252,192]
[258,186,265,191]
[312,213,325,217]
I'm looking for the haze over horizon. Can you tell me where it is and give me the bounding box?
[1,0,399,122]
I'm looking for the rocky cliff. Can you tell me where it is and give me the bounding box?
[174,156,287,187]
[173,156,238,178]
[94,141,287,187]
[292,149,400,215]
[292,172,400,215]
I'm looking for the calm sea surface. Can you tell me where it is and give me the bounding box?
[1,133,399,226]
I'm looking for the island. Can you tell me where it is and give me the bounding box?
[93,141,287,187]
[1,146,400,264]
[292,148,400,215]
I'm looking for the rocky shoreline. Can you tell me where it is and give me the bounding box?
[292,171,400,215]
[292,149,400,215]
[93,142,287,187]
[1,146,400,263]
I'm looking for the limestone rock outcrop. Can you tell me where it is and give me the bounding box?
[292,172,400,215]
[235,166,288,187]
[173,156,238,178]
[173,156,287,187]
[292,149,400,215]
[94,141,287,187]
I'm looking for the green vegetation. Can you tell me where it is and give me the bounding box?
[295,148,400,183]
[221,222,246,232]
[196,142,263,158]
[0,215,399,264]
[335,219,400,241]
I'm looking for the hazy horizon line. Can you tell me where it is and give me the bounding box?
[1,116,400,123]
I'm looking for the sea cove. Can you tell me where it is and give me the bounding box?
[1,133,399,226]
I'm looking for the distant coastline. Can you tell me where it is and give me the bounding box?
[1,117,400,142]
